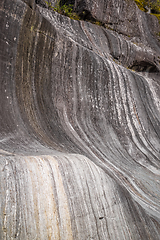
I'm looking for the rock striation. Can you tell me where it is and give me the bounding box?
[0,0,160,239]
[74,0,160,48]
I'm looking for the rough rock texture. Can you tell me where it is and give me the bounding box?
[0,0,160,239]
[74,0,160,48]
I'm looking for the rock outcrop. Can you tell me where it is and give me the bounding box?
[0,0,160,239]
[74,0,160,48]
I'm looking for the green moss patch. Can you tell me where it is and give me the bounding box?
[134,0,160,14]
[45,1,80,20]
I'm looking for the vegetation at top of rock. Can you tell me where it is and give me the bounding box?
[44,1,104,25]
[45,1,80,20]
[134,0,160,13]
[151,12,160,21]
[134,0,160,24]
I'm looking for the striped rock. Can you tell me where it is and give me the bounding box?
[0,0,160,239]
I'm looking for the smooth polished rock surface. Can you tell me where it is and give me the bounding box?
[0,0,160,239]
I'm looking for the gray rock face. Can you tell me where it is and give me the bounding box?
[74,0,160,49]
[0,0,160,239]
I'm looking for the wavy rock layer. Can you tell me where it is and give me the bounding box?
[0,0,160,239]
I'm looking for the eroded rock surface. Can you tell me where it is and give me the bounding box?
[0,0,160,239]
